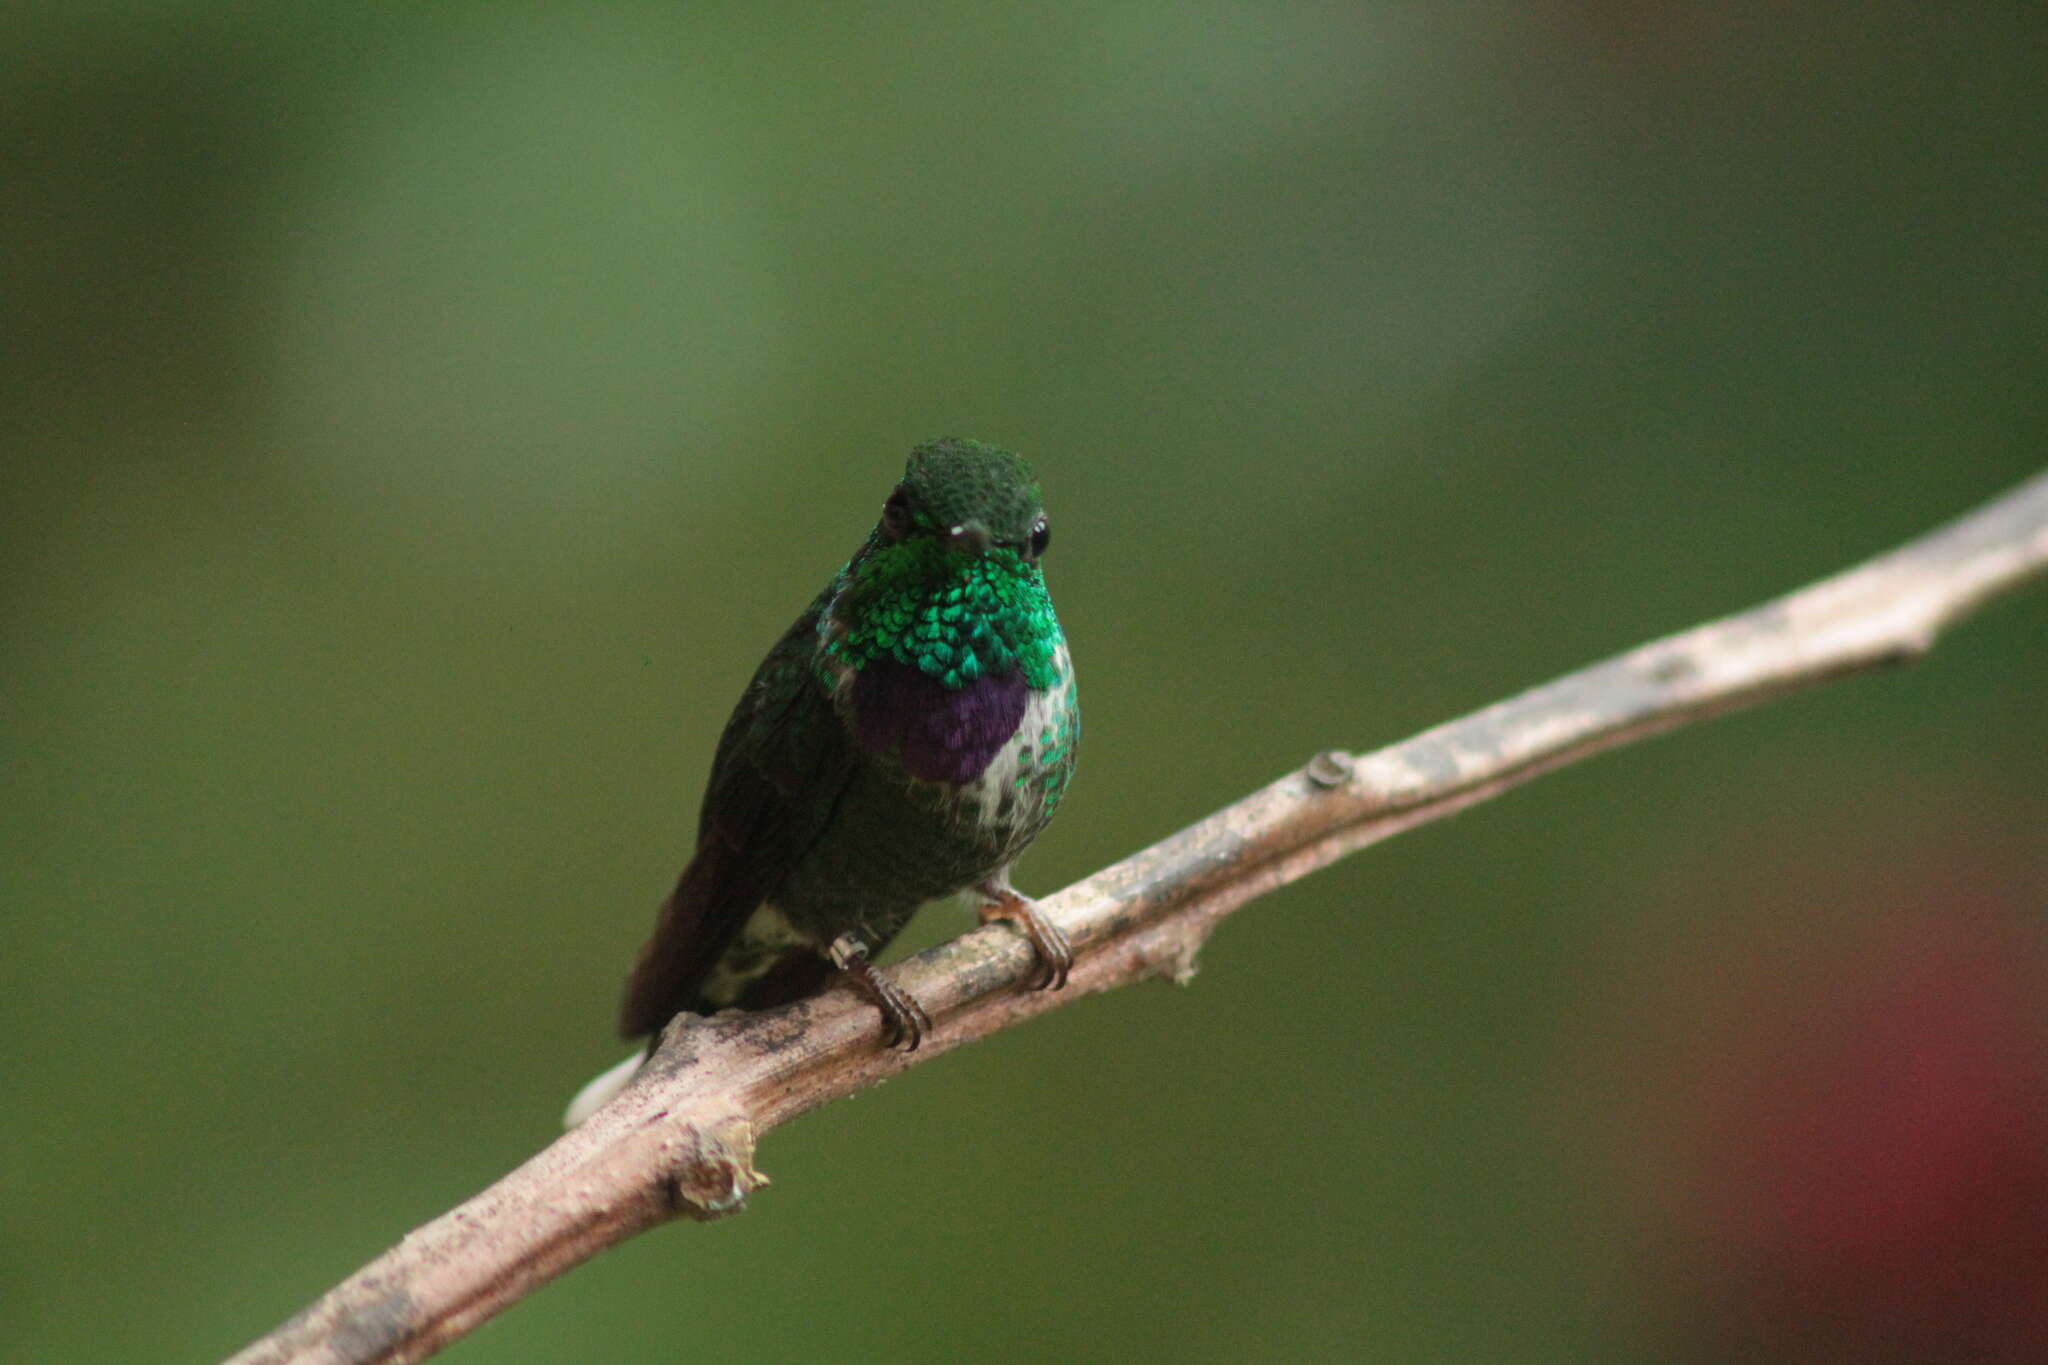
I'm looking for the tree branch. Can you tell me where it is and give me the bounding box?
[227,470,2048,1365]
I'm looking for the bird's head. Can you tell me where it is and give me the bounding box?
[877,438,1050,563]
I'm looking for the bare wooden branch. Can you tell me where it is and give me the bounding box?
[227,470,2048,1365]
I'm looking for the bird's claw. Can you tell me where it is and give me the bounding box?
[829,933,931,1051]
[977,889,1073,992]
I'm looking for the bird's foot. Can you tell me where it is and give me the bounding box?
[828,933,930,1051]
[976,886,1073,992]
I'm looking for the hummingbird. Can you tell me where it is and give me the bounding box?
[568,439,1078,1124]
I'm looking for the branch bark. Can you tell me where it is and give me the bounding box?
[228,470,2048,1365]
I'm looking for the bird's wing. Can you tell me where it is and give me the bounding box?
[617,587,858,1038]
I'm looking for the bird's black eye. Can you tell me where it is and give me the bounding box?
[1028,517,1050,559]
[882,488,915,540]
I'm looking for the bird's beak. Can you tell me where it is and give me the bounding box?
[944,521,992,554]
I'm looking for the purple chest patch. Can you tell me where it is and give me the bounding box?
[849,663,1029,785]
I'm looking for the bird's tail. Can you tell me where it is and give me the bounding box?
[562,1051,644,1129]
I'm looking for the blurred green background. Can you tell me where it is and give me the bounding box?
[6,4,2046,1362]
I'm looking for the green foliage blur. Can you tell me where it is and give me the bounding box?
[6,5,2045,1361]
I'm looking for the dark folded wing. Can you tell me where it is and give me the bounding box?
[618,589,857,1037]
